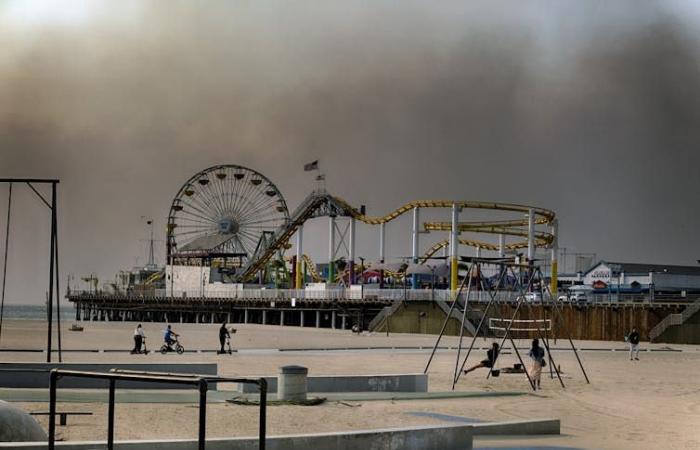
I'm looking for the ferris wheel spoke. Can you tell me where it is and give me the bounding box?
[237,228,261,247]
[205,176,227,214]
[172,224,218,231]
[239,217,283,231]
[194,182,225,221]
[236,195,272,224]
[232,177,260,221]
[245,185,277,218]
[176,208,220,225]
[241,199,278,225]
[234,236,252,257]
[203,176,229,218]
[240,217,286,227]
[229,170,253,214]
[237,232,260,256]
[181,194,220,223]
[195,177,228,219]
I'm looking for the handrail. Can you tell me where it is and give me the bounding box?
[48,369,267,450]
[649,300,700,342]
[67,288,700,306]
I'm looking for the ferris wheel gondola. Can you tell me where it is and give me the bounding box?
[166,165,289,265]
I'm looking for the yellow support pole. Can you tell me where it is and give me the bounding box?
[296,259,304,289]
[295,225,303,289]
[550,261,558,295]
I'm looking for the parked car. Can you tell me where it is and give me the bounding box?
[558,292,588,303]
[517,292,543,303]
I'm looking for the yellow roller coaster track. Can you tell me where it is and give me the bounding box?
[423,223,554,244]
[420,237,547,263]
[143,270,164,286]
[302,254,324,283]
[239,193,555,282]
[332,197,555,225]
[282,254,324,283]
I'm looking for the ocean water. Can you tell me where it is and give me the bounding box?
[0,304,76,320]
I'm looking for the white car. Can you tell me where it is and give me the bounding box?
[558,292,588,303]
[517,292,542,303]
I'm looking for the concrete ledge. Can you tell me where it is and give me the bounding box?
[0,363,217,389]
[472,419,560,436]
[239,373,427,393]
[3,423,473,450]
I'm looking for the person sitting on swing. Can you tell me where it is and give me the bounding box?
[464,342,500,375]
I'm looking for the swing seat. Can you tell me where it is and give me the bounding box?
[491,369,500,377]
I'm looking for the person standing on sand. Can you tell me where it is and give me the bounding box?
[131,324,145,354]
[627,327,640,361]
[528,338,546,390]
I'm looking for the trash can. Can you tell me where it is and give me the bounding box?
[278,365,308,401]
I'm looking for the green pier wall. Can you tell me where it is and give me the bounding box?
[373,302,466,336]
[373,301,683,341]
[656,309,700,344]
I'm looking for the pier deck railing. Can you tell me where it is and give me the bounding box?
[67,288,698,306]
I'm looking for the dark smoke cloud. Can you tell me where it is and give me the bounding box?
[0,1,699,303]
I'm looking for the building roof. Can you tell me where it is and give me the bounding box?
[179,233,235,253]
[588,261,700,276]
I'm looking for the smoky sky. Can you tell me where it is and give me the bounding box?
[1,1,699,304]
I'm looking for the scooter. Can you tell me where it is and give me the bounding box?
[130,337,149,355]
[217,328,236,355]
[160,337,185,354]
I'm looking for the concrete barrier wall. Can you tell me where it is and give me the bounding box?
[5,423,473,450]
[472,419,560,435]
[239,373,428,393]
[0,363,217,389]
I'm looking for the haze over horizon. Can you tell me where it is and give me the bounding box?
[1,1,699,304]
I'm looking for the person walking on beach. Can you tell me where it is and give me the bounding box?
[463,342,499,375]
[131,324,145,354]
[627,327,640,361]
[528,338,546,390]
[218,322,231,354]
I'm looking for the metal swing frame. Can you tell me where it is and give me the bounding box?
[0,179,62,362]
[424,257,589,391]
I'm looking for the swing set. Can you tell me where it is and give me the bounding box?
[424,256,590,391]
[0,179,63,362]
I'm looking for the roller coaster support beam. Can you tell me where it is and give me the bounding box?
[498,234,505,258]
[550,219,558,295]
[412,206,420,289]
[328,216,335,284]
[450,203,460,292]
[527,208,535,263]
[348,218,356,284]
[295,225,303,289]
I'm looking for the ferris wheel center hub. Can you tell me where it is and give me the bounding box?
[218,218,240,234]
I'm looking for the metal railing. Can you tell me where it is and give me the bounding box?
[68,288,699,306]
[48,369,267,450]
[649,300,700,342]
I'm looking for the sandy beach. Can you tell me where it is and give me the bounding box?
[2,319,700,449]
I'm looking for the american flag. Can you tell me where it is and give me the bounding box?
[303,160,319,171]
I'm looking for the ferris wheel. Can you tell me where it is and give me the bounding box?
[166,165,289,264]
